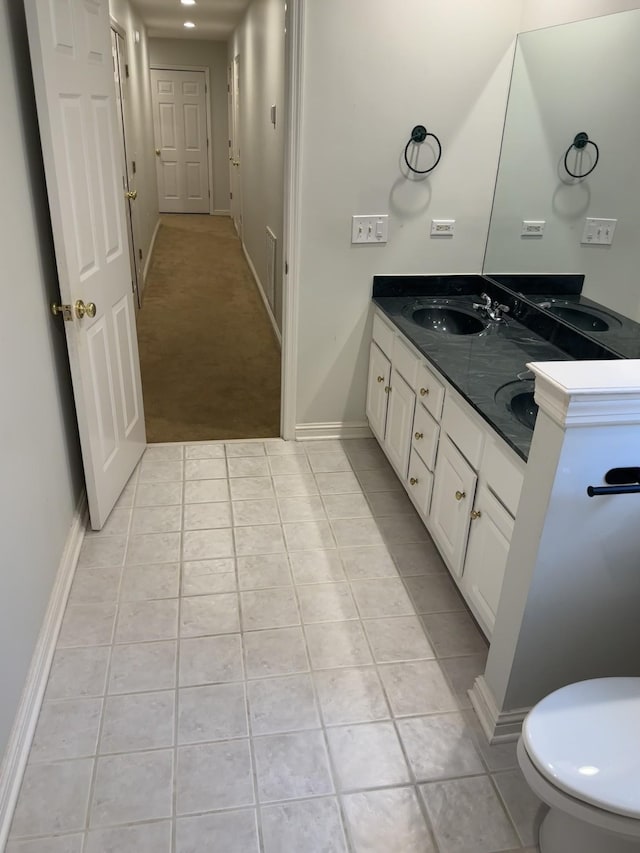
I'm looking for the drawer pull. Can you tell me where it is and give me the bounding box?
[410,477,419,486]
[470,510,482,520]
[455,490,466,502]
[384,386,391,394]
[420,387,429,396]
[377,376,385,383]
[414,432,423,440]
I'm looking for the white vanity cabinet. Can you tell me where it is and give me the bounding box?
[366,306,526,639]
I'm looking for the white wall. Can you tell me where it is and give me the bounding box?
[109,0,159,290]
[294,0,524,430]
[230,0,286,331]
[0,0,84,760]
[148,38,231,215]
[520,0,640,31]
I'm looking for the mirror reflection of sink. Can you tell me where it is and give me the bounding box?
[494,379,538,431]
[535,299,621,332]
[404,303,486,336]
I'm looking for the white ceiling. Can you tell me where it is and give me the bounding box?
[132,0,251,40]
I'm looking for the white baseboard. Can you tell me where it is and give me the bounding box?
[295,421,373,440]
[242,242,282,347]
[142,217,162,287]
[212,209,231,216]
[469,675,530,744]
[0,494,88,850]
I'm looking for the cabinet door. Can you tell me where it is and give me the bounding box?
[407,449,434,519]
[384,369,416,478]
[462,483,514,639]
[430,435,477,578]
[366,342,391,441]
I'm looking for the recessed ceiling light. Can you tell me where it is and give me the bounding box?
[184,21,195,28]
[181,0,196,5]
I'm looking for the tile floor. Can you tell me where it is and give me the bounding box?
[7,438,543,853]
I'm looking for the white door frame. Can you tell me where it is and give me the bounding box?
[110,20,141,308]
[149,64,215,216]
[280,0,305,440]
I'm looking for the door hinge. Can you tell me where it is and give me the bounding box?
[138,248,143,260]
[285,261,289,275]
[230,192,233,200]
[228,139,231,148]
[208,189,211,198]
[207,138,209,148]
[125,63,129,78]
[132,159,136,174]
[227,84,230,93]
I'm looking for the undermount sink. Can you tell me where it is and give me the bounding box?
[406,304,486,336]
[494,379,538,431]
[536,299,621,333]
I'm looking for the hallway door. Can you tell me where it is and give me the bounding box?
[229,55,243,237]
[24,0,146,530]
[151,68,210,214]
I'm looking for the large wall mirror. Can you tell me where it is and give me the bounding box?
[483,9,640,356]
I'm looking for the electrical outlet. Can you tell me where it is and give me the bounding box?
[351,215,388,244]
[521,220,545,236]
[430,219,455,236]
[581,218,617,245]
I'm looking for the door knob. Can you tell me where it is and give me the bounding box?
[125,190,137,200]
[455,490,466,502]
[155,148,161,156]
[75,300,96,319]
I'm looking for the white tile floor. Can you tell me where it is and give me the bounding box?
[7,438,543,853]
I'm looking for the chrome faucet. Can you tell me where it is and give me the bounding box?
[472,292,510,322]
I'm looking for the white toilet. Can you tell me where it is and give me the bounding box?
[517,677,640,853]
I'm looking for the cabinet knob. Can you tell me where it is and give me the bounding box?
[414,432,423,440]
[377,376,384,383]
[455,490,466,502]
[420,387,429,396]
[470,510,482,520]
[410,477,419,486]
[384,386,391,394]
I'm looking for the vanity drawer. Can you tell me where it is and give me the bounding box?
[412,403,439,471]
[407,449,434,520]
[372,312,395,358]
[442,393,484,469]
[416,362,445,422]
[392,336,419,387]
[482,437,525,518]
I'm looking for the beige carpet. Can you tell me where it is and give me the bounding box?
[137,215,281,442]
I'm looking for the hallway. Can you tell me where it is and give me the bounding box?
[7,439,539,853]
[137,216,281,443]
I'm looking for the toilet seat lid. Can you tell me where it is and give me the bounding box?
[523,677,640,819]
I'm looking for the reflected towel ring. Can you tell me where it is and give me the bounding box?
[563,131,599,179]
[404,124,442,175]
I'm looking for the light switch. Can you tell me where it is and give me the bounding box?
[351,215,388,244]
[581,218,617,245]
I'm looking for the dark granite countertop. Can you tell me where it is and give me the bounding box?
[372,288,572,462]
[487,275,640,359]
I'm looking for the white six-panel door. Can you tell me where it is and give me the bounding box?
[24,0,146,529]
[151,68,210,214]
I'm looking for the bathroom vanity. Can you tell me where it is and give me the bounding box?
[365,274,621,641]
